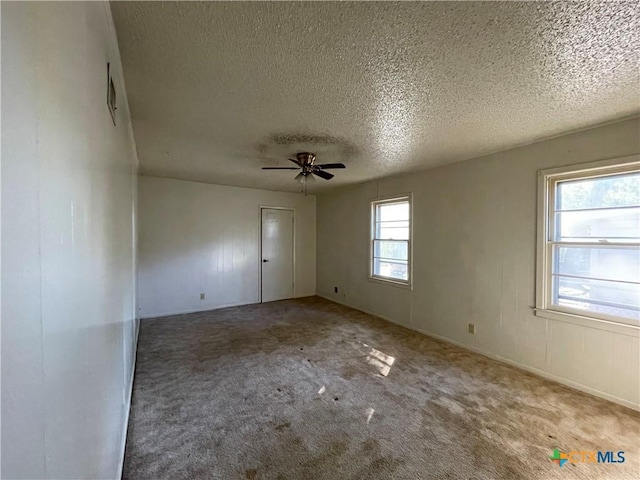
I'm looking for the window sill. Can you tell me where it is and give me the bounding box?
[368,275,413,291]
[534,308,640,337]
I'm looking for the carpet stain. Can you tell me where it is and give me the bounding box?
[329,440,348,456]
[275,422,290,432]
[123,297,640,480]
[361,439,379,453]
[301,440,350,472]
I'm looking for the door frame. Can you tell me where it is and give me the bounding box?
[259,206,296,303]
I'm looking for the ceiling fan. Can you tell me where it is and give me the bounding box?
[261,152,346,194]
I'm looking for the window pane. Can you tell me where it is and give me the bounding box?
[377,202,409,222]
[553,275,640,321]
[555,207,640,242]
[553,245,640,283]
[374,240,408,261]
[372,199,410,283]
[376,220,410,228]
[557,172,640,211]
[376,224,409,240]
[373,258,408,281]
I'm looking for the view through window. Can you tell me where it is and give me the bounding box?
[542,164,639,323]
[371,197,411,283]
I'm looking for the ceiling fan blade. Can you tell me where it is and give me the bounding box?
[313,169,334,180]
[316,163,346,169]
[289,158,302,167]
[262,167,300,170]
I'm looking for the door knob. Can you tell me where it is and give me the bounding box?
[262,259,269,263]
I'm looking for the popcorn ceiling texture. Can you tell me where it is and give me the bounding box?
[111,1,639,192]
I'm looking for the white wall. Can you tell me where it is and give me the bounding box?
[317,117,640,410]
[138,177,316,318]
[1,2,139,478]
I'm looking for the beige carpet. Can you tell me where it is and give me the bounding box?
[123,297,639,479]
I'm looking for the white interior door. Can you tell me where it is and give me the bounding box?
[261,208,294,302]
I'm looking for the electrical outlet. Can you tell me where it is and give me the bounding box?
[468,323,476,334]
[334,286,338,294]
[200,293,205,300]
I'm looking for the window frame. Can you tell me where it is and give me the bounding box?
[370,194,413,288]
[535,154,640,331]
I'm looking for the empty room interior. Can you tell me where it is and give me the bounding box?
[2,1,640,479]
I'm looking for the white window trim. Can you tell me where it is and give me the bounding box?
[535,154,640,334]
[369,194,413,289]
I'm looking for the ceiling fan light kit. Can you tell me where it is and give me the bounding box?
[261,152,346,195]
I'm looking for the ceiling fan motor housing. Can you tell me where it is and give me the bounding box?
[297,152,316,173]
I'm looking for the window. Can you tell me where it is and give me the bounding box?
[536,156,640,327]
[371,196,411,285]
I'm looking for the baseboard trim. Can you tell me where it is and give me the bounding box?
[117,319,140,480]
[317,294,639,412]
[140,301,257,319]
[140,295,316,320]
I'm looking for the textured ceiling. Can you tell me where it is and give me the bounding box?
[111,1,639,193]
